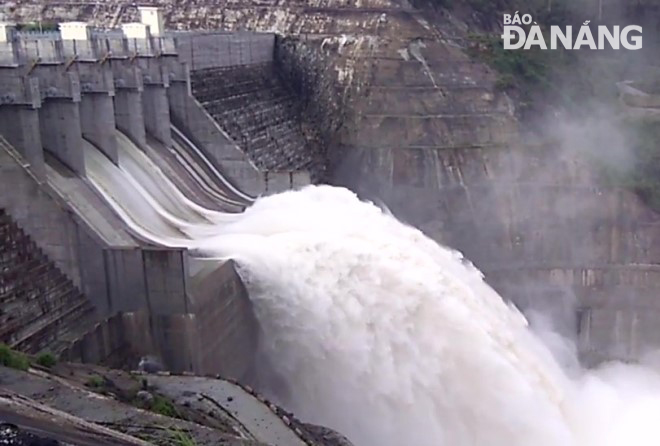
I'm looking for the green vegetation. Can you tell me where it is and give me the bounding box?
[86,375,105,389]
[167,428,197,446]
[425,0,641,118]
[601,121,660,212]
[35,352,57,369]
[467,32,585,117]
[150,394,180,418]
[0,344,29,371]
[15,22,59,32]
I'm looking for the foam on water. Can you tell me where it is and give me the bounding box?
[85,138,660,445]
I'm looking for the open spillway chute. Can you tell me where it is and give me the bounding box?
[171,125,255,205]
[83,130,245,247]
[83,138,189,246]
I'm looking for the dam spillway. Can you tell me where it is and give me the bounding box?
[0,20,310,377]
[72,123,660,446]
[3,6,660,445]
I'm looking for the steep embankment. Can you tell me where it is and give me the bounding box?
[5,0,660,361]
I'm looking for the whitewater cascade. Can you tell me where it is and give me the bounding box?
[84,137,660,446]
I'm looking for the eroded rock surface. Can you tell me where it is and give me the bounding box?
[0,362,352,445]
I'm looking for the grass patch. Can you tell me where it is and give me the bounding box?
[150,394,179,418]
[35,353,57,369]
[86,375,105,389]
[167,428,197,446]
[0,344,29,371]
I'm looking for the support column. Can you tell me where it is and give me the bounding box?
[114,89,146,148]
[38,99,85,176]
[0,105,45,179]
[80,93,118,163]
[142,85,172,147]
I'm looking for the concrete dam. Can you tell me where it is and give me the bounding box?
[2,0,660,367]
[4,2,660,445]
[0,13,314,378]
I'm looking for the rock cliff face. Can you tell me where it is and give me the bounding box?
[5,0,660,361]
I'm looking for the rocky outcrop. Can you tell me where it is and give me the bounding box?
[0,361,354,445]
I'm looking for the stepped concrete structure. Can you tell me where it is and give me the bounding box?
[0,209,96,355]
[0,9,311,378]
[2,0,660,367]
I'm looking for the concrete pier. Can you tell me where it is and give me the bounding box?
[114,90,147,148]
[142,85,172,147]
[0,106,45,179]
[80,93,118,163]
[39,99,86,175]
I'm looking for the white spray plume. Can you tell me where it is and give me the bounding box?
[194,186,660,446]
[85,134,660,446]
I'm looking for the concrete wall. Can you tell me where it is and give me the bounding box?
[0,208,97,354]
[142,85,172,147]
[175,32,274,71]
[60,311,156,367]
[168,82,266,196]
[0,138,126,316]
[0,31,277,374]
[0,140,85,288]
[80,93,118,163]
[0,135,193,319]
[275,37,345,163]
[187,260,258,378]
[39,99,85,176]
[102,248,147,313]
[61,260,257,380]
[143,248,191,315]
[0,106,45,179]
[114,90,147,148]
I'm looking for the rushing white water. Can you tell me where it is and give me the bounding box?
[83,139,660,446]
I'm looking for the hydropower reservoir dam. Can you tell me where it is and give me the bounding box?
[82,101,660,446]
[72,71,660,446]
[4,6,660,446]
